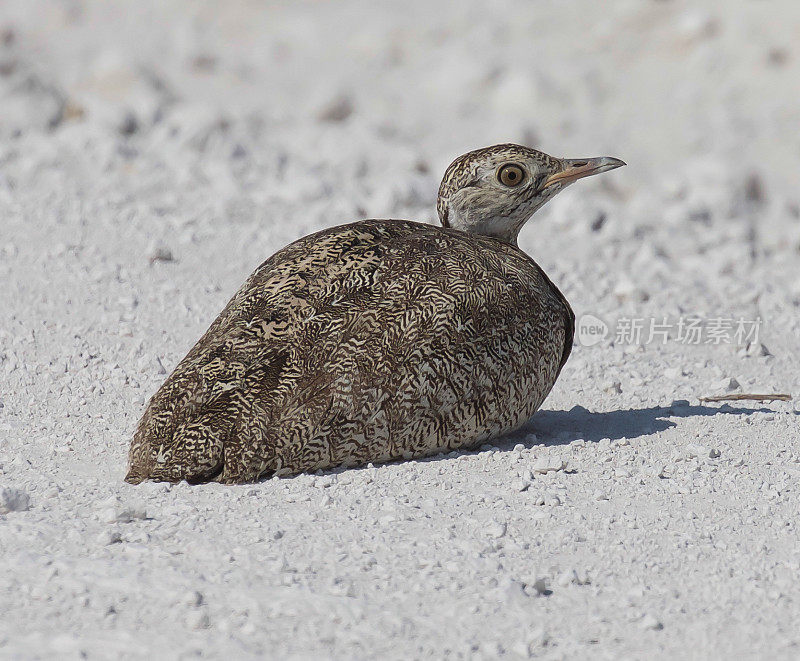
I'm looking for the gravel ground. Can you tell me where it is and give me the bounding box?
[2,1,800,659]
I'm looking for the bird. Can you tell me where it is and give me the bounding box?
[125,144,624,484]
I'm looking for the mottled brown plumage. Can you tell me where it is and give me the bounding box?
[126,144,624,484]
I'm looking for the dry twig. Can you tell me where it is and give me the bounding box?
[699,393,792,403]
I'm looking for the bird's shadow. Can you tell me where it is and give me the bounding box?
[311,401,789,478]
[500,402,779,449]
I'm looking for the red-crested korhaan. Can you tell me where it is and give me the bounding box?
[126,144,624,484]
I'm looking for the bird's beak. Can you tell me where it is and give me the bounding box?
[543,156,626,189]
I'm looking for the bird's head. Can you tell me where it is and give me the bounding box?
[437,143,625,244]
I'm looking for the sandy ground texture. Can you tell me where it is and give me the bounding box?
[2,1,800,659]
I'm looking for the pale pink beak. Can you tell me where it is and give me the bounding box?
[543,156,626,188]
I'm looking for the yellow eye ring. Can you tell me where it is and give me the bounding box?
[497,163,525,187]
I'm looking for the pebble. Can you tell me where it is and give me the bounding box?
[527,576,549,596]
[640,613,664,631]
[686,443,709,459]
[98,497,148,523]
[485,520,507,539]
[186,610,210,630]
[714,377,740,392]
[513,478,531,492]
[739,342,771,358]
[0,486,31,514]
[532,456,566,474]
[651,464,667,479]
[544,494,562,507]
[316,94,354,122]
[148,244,174,263]
[96,530,122,545]
[556,569,590,587]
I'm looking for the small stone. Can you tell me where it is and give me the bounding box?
[594,490,609,501]
[183,591,204,608]
[502,578,528,604]
[556,571,573,588]
[317,95,354,122]
[686,443,708,459]
[709,448,721,459]
[98,497,147,523]
[0,486,30,514]
[149,244,174,264]
[485,520,507,539]
[513,443,525,453]
[186,610,210,630]
[96,530,122,545]
[640,613,663,630]
[510,640,532,658]
[714,377,740,392]
[544,494,561,507]
[532,456,566,474]
[556,569,589,587]
[527,576,548,596]
[754,343,772,357]
[678,10,718,41]
[651,464,667,478]
[613,276,645,302]
[513,478,530,492]
[119,111,139,136]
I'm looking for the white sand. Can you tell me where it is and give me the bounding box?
[1,1,799,658]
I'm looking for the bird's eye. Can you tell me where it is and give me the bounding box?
[497,163,525,187]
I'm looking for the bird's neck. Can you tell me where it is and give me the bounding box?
[446,211,524,246]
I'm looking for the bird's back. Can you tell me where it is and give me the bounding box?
[126,219,573,483]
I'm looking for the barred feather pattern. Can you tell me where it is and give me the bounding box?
[126,219,573,484]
